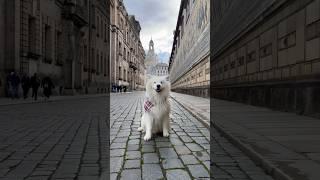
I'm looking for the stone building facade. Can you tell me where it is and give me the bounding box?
[168,0,210,98]
[153,63,169,76]
[212,0,320,116]
[110,0,145,91]
[0,0,110,96]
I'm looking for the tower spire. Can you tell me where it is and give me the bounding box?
[149,37,154,52]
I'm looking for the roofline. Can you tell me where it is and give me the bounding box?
[168,0,186,71]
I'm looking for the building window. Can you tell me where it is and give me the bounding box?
[101,18,103,38]
[55,31,63,65]
[28,16,37,55]
[246,51,256,63]
[105,22,107,41]
[278,32,296,51]
[97,16,100,37]
[230,61,235,69]
[44,24,52,63]
[91,48,94,72]
[104,56,106,76]
[237,56,245,66]
[119,42,122,55]
[124,48,126,59]
[224,64,229,72]
[120,18,123,30]
[260,44,272,58]
[84,45,88,70]
[306,20,320,41]
[100,53,103,74]
[96,53,99,73]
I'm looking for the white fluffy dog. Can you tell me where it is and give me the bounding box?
[138,75,171,141]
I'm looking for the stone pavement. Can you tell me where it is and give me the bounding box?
[170,92,210,126]
[110,92,274,180]
[0,96,108,180]
[172,92,320,180]
[213,99,320,180]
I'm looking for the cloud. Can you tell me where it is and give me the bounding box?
[123,0,181,63]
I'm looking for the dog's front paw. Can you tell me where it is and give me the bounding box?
[137,127,143,132]
[144,134,152,141]
[163,130,169,137]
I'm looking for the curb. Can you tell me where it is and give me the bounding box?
[170,95,210,129]
[213,123,292,180]
[171,95,292,180]
[0,94,108,107]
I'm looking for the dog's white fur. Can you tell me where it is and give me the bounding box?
[138,75,171,141]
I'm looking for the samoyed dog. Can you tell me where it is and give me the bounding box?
[138,75,171,141]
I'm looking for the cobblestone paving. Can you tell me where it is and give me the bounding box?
[110,92,274,180]
[0,97,108,180]
[211,129,275,180]
[110,92,209,180]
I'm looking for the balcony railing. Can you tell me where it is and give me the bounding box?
[63,3,88,27]
[129,62,137,70]
[72,5,88,26]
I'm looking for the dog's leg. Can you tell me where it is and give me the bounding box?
[144,114,153,141]
[162,115,170,137]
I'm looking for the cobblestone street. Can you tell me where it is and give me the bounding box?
[0,96,108,180]
[110,92,274,180]
[0,92,275,180]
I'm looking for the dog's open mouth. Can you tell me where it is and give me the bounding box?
[156,89,162,93]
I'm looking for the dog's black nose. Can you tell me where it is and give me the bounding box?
[157,84,161,89]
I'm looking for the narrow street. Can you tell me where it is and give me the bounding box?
[0,92,275,180]
[110,92,274,180]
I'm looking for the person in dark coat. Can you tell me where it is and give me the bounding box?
[30,73,40,100]
[11,72,20,99]
[119,85,123,93]
[41,76,54,100]
[21,73,30,99]
[6,72,14,98]
[117,85,120,93]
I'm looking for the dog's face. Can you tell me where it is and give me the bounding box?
[146,75,170,97]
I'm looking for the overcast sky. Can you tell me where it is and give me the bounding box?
[123,0,181,64]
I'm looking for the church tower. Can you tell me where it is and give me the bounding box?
[145,38,158,75]
[149,38,154,52]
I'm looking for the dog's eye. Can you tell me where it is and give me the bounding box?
[160,81,163,84]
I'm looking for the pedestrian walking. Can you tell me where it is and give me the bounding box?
[41,76,54,100]
[21,73,30,99]
[11,72,20,99]
[30,73,40,100]
[6,72,13,98]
